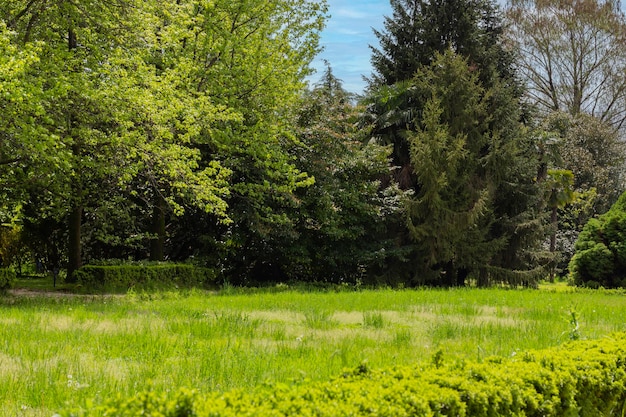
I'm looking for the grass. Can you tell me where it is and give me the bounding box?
[2,283,626,416]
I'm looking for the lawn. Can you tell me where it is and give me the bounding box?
[2,282,626,416]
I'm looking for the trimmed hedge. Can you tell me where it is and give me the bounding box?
[0,268,14,293]
[73,263,217,291]
[60,333,626,416]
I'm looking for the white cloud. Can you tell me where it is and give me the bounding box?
[334,8,371,19]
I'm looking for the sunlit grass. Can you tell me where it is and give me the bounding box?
[2,284,626,416]
[363,311,385,329]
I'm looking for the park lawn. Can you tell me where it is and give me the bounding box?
[1,284,626,416]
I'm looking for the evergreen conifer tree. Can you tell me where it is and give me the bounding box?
[364,0,549,286]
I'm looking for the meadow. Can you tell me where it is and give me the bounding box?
[2,282,626,416]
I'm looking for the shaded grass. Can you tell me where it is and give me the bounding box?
[2,285,626,416]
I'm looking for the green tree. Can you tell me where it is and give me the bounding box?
[364,0,547,286]
[289,65,401,283]
[370,0,514,87]
[544,170,575,252]
[539,112,625,275]
[364,0,526,193]
[543,112,626,213]
[569,191,626,288]
[506,0,626,129]
[404,51,546,286]
[131,0,328,282]
[1,1,233,278]
[543,169,575,279]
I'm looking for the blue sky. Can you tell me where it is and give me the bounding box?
[307,0,392,94]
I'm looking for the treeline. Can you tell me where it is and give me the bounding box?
[0,0,625,288]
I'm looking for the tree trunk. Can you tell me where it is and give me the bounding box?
[65,26,82,282]
[549,207,559,282]
[66,204,82,281]
[149,194,166,261]
[548,206,558,282]
[549,206,557,253]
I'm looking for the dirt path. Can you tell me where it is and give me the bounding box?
[7,288,121,299]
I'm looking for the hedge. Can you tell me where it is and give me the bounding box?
[0,268,14,293]
[59,332,626,416]
[73,263,217,291]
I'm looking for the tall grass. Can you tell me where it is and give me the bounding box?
[2,285,626,416]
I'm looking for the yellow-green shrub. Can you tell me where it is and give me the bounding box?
[59,333,626,416]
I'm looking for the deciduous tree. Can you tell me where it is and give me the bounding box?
[506,0,626,129]
[289,65,400,283]
[1,1,233,278]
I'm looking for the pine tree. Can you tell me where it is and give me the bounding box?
[369,0,513,88]
[363,0,549,285]
[404,50,546,286]
[365,0,521,189]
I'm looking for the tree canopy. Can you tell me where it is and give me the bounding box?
[506,0,626,129]
[0,0,623,288]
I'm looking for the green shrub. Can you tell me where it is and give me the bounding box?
[570,191,626,288]
[59,333,626,416]
[0,268,15,293]
[73,262,217,291]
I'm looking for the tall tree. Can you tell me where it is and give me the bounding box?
[506,0,626,129]
[288,65,400,283]
[133,0,328,281]
[364,0,547,285]
[1,1,233,278]
[370,0,515,87]
[404,51,546,286]
[365,0,522,189]
[539,112,626,274]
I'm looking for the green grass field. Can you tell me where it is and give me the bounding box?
[2,282,626,416]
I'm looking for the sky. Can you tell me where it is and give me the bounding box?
[307,0,392,94]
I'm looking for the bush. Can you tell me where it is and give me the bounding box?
[0,268,14,293]
[59,333,626,416]
[570,191,626,288]
[73,262,217,291]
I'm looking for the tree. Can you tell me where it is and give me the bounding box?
[365,0,523,190]
[364,0,548,286]
[129,0,329,282]
[2,0,153,278]
[569,190,626,288]
[403,50,547,286]
[1,1,233,278]
[537,112,625,275]
[370,0,516,88]
[506,0,626,130]
[543,112,626,213]
[288,65,401,283]
[543,169,575,279]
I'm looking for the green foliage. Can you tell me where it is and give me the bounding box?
[570,191,626,288]
[396,50,547,286]
[539,112,626,275]
[0,224,23,268]
[0,268,15,293]
[405,51,494,284]
[364,0,547,286]
[370,0,514,88]
[73,263,217,291]
[59,333,626,416]
[0,0,331,280]
[275,65,402,284]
